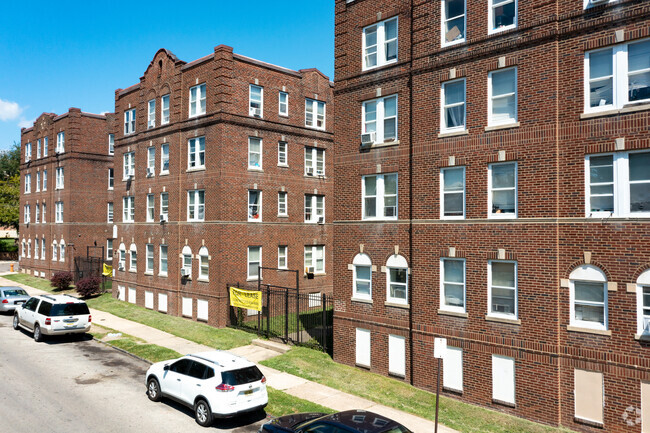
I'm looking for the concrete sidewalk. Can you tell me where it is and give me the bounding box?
[0,274,457,433]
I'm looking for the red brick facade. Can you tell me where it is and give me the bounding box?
[333,0,650,431]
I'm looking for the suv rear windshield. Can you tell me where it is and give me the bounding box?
[49,303,90,316]
[221,366,263,386]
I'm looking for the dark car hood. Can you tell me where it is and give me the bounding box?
[268,412,326,430]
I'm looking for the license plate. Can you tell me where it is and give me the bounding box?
[244,390,253,395]
[15,301,25,305]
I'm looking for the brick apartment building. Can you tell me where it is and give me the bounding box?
[111,46,333,327]
[333,0,650,431]
[19,108,114,278]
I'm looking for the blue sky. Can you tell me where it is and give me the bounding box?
[0,1,334,152]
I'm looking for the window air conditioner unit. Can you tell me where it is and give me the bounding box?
[146,167,154,177]
[306,167,314,176]
[644,318,650,333]
[316,170,325,177]
[159,214,167,223]
[589,0,608,4]
[306,266,315,274]
[118,264,125,271]
[249,107,261,118]
[361,132,376,147]
[181,268,190,277]
[317,216,325,224]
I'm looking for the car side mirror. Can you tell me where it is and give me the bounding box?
[163,365,169,371]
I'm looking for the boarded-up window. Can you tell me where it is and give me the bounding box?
[492,355,515,404]
[145,291,154,309]
[128,287,136,304]
[197,299,209,321]
[182,297,192,317]
[443,346,463,392]
[356,328,371,367]
[388,334,406,377]
[574,369,603,424]
[158,293,168,313]
[642,381,650,433]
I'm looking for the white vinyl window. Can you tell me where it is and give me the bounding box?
[248,246,261,280]
[145,244,154,273]
[488,67,518,126]
[41,202,45,223]
[362,173,398,220]
[570,265,608,331]
[356,328,371,367]
[249,85,263,118]
[123,196,135,222]
[352,253,372,301]
[55,167,64,189]
[106,239,112,260]
[441,79,466,132]
[442,0,466,46]
[41,237,46,260]
[489,0,517,34]
[362,95,397,144]
[36,139,41,159]
[129,244,137,271]
[107,202,113,223]
[278,141,288,166]
[55,201,63,223]
[146,194,155,222]
[492,355,515,404]
[188,136,205,170]
[43,137,48,156]
[248,190,262,221]
[25,142,31,161]
[108,168,114,190]
[199,246,209,280]
[443,347,463,392]
[388,334,406,377]
[248,137,262,169]
[34,204,40,224]
[159,245,168,276]
[441,258,466,313]
[34,238,39,259]
[585,39,650,113]
[160,192,169,222]
[51,241,57,262]
[278,191,287,216]
[441,167,465,219]
[386,254,408,305]
[147,99,155,128]
[636,270,650,337]
[586,151,650,218]
[305,98,326,130]
[362,17,398,70]
[489,162,517,218]
[161,143,169,174]
[123,152,135,179]
[161,94,170,125]
[108,134,114,155]
[304,147,325,176]
[187,190,205,221]
[124,109,135,135]
[574,369,604,425]
[42,169,47,190]
[189,83,206,117]
[23,205,30,224]
[278,245,288,269]
[118,243,125,270]
[488,261,517,319]
[182,245,192,278]
[59,240,65,262]
[147,147,155,176]
[24,174,30,193]
[304,245,325,274]
[56,132,65,153]
[304,195,324,223]
[279,92,288,116]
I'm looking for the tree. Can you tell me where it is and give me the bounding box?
[0,142,20,181]
[0,142,20,231]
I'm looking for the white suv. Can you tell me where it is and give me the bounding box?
[145,351,268,427]
[12,294,92,342]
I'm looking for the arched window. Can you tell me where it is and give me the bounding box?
[569,265,607,331]
[182,245,192,278]
[636,269,650,337]
[52,241,58,262]
[59,239,65,262]
[352,253,372,301]
[385,254,408,305]
[129,243,137,271]
[118,243,126,270]
[27,239,31,258]
[198,246,209,280]
[21,239,25,258]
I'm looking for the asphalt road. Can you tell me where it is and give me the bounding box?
[0,313,268,433]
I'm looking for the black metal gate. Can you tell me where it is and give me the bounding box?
[73,246,106,283]
[227,283,333,355]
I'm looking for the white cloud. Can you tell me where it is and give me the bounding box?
[18,118,34,128]
[0,99,23,121]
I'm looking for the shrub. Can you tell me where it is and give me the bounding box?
[50,271,73,291]
[76,276,102,298]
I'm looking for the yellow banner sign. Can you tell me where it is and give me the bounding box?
[230,287,262,311]
[102,264,113,277]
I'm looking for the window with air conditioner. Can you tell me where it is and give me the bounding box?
[304,147,324,176]
[248,137,262,170]
[189,83,206,117]
[488,261,517,319]
[304,194,324,223]
[362,173,398,220]
[362,16,398,70]
[118,243,126,270]
[146,194,155,222]
[249,85,263,118]
[123,196,134,223]
[147,147,155,176]
[304,245,325,274]
[182,245,192,278]
[362,95,397,144]
[123,152,135,179]
[160,192,169,222]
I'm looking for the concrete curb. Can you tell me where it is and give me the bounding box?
[92,336,153,366]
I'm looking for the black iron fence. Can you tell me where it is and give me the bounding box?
[227,283,333,355]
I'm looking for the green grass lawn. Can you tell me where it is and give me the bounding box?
[91,323,182,363]
[262,347,573,433]
[266,387,335,418]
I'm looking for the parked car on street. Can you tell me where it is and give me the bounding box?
[12,294,92,341]
[145,351,268,427]
[259,410,412,433]
[0,287,30,313]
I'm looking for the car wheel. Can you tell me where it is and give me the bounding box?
[33,324,43,342]
[12,314,19,330]
[194,399,212,427]
[147,378,162,402]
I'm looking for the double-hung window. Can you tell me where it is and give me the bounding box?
[248,190,261,221]
[569,265,608,331]
[59,241,65,262]
[362,95,397,144]
[304,245,325,274]
[586,151,650,217]
[278,142,288,166]
[55,167,64,189]
[52,241,58,262]
[160,192,169,222]
[585,39,650,113]
[108,134,114,155]
[145,244,154,274]
[43,137,48,156]
[107,202,113,223]
[41,237,46,260]
[36,172,40,192]
[248,246,261,280]
[488,67,517,126]
[441,79,466,132]
[248,137,262,169]
[278,92,288,116]
[489,162,517,218]
[25,174,31,193]
[56,132,65,153]
[42,169,47,190]
[362,173,398,220]
[25,142,31,161]
[55,201,63,223]
[489,0,517,34]
[24,205,30,224]
[189,83,206,117]
[488,261,517,319]
[122,196,134,222]
[41,202,46,223]
[353,253,372,301]
[123,152,135,178]
[36,139,41,159]
[278,246,288,269]
[442,0,466,46]
[187,190,205,221]
[305,99,326,130]
[147,147,155,176]
[34,238,39,259]
[386,254,408,305]
[129,244,137,271]
[146,194,155,222]
[362,17,398,70]
[161,94,170,125]
[161,143,169,174]
[188,137,205,170]
[35,204,40,223]
[108,168,114,190]
[304,147,325,176]
[147,99,156,128]
[440,258,466,313]
[124,109,135,135]
[304,195,324,223]
[278,191,287,216]
[159,245,168,276]
[118,244,125,269]
[249,85,263,117]
[199,247,209,280]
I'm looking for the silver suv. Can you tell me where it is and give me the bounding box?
[13,294,91,342]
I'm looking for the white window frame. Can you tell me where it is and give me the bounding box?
[440,258,466,314]
[25,142,31,161]
[56,132,65,153]
[123,196,134,223]
[248,137,262,170]
[124,109,136,135]
[108,168,114,190]
[106,239,112,261]
[278,191,287,217]
[129,243,137,271]
[488,260,518,320]
[189,83,206,118]
[248,190,262,222]
[386,254,408,305]
[362,95,398,144]
[123,152,135,179]
[247,246,261,280]
[440,78,467,133]
[585,151,650,218]
[42,169,47,191]
[55,201,63,223]
[55,167,64,190]
[107,202,114,223]
[278,141,288,166]
[24,205,30,224]
[36,139,41,159]
[488,162,518,219]
[198,246,209,281]
[43,137,48,156]
[24,174,30,194]
[362,16,399,71]
[187,190,205,222]
[356,328,371,367]
[41,202,46,223]
[278,245,288,269]
[440,166,466,219]
[118,243,126,270]
[34,238,39,260]
[41,237,46,260]
[187,136,205,170]
[159,245,168,276]
[146,194,155,222]
[304,194,324,223]
[147,147,155,175]
[635,270,650,337]
[362,173,398,220]
[278,91,288,116]
[147,99,156,128]
[304,245,325,274]
[488,0,517,35]
[249,84,263,118]
[492,355,516,404]
[52,241,57,262]
[569,265,608,331]
[160,143,170,174]
[160,192,169,222]
[161,94,170,125]
[35,204,39,224]
[305,98,326,130]
[441,0,466,47]
[108,134,114,155]
[59,241,65,262]
[352,253,372,301]
[488,67,518,127]
[304,147,325,176]
[145,244,154,274]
